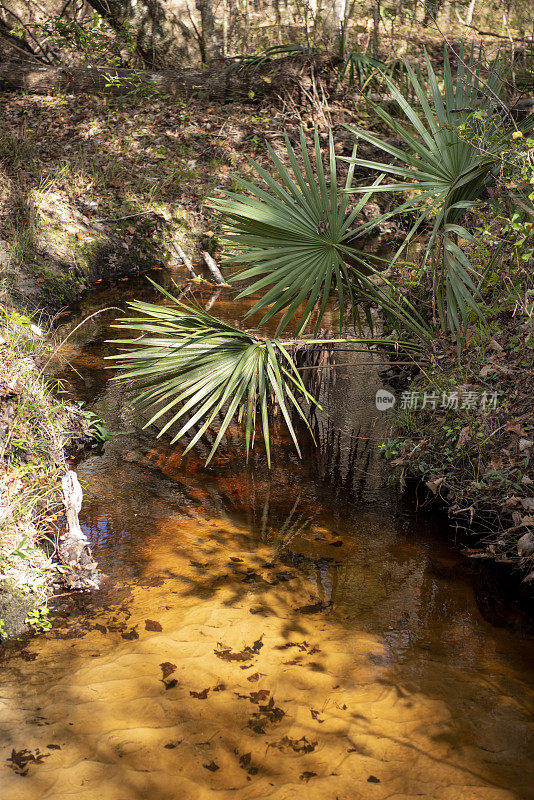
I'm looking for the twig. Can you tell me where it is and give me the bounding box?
[459,21,533,43]
[93,209,157,223]
[39,307,124,377]
[204,289,222,311]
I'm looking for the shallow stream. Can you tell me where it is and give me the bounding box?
[1,270,533,800]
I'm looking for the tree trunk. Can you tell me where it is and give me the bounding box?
[196,0,221,64]
[372,0,380,56]
[0,55,340,99]
[85,0,197,68]
[465,0,476,26]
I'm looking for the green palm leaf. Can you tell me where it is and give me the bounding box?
[208,127,429,341]
[107,281,322,467]
[344,45,516,338]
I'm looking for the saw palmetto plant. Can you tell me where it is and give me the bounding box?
[108,124,432,464]
[345,46,533,338]
[111,49,531,464]
[208,127,429,340]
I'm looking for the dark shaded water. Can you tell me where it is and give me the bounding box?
[1,269,533,800]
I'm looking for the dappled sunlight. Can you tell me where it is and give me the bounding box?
[1,508,533,799]
[1,278,533,800]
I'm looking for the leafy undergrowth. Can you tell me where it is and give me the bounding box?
[382,246,534,579]
[0,309,92,639]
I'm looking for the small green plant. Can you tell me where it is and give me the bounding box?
[25,606,52,634]
[226,44,312,73]
[103,73,161,99]
[9,535,39,560]
[379,438,410,459]
[79,408,113,444]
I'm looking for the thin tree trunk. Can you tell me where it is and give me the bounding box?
[274,0,282,43]
[465,0,476,26]
[372,0,380,56]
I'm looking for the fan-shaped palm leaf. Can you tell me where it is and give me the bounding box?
[107,281,322,467]
[344,46,521,337]
[208,127,429,341]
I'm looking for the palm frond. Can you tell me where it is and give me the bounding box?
[107,281,322,467]
[344,45,513,338]
[208,126,430,341]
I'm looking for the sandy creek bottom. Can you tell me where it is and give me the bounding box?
[1,272,533,800]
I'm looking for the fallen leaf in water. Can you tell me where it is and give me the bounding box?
[164,740,182,749]
[273,735,317,753]
[242,571,261,583]
[46,744,61,750]
[18,650,38,661]
[238,751,258,774]
[214,635,264,662]
[258,696,285,722]
[229,557,244,563]
[160,662,177,680]
[247,717,268,734]
[190,687,210,699]
[145,619,162,632]
[189,560,208,568]
[7,748,50,774]
[213,682,226,692]
[297,600,332,614]
[300,771,317,782]
[367,775,381,783]
[94,624,107,635]
[203,761,219,772]
[164,679,178,690]
[247,672,260,682]
[249,689,270,703]
[121,627,139,640]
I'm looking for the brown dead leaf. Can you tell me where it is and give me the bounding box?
[145,619,162,632]
[504,496,522,508]
[456,425,471,449]
[160,662,176,680]
[249,689,270,704]
[506,421,528,436]
[190,687,210,700]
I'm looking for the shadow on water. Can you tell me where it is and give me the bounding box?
[1,270,533,799]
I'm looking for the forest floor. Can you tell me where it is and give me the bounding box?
[0,87,533,635]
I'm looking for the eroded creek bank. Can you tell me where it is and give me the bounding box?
[1,269,533,800]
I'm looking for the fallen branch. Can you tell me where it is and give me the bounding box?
[201,251,230,286]
[171,239,199,279]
